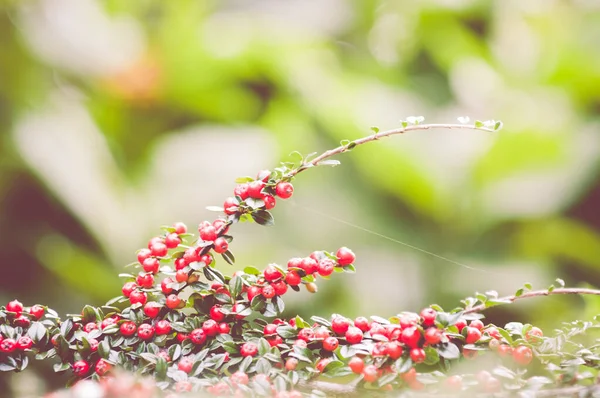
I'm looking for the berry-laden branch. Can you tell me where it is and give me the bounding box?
[3,118,600,398]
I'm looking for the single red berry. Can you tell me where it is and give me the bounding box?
[175,269,188,283]
[247,286,262,302]
[420,308,437,326]
[336,247,355,266]
[165,233,181,249]
[95,359,111,376]
[275,182,294,199]
[28,304,45,320]
[262,285,276,299]
[497,344,513,357]
[6,300,23,316]
[137,248,152,265]
[294,339,307,348]
[525,327,543,343]
[190,328,207,345]
[137,324,154,340]
[72,360,90,377]
[386,324,402,340]
[300,257,318,274]
[362,364,379,383]
[316,358,332,373]
[178,357,194,373]
[142,257,160,274]
[267,335,283,347]
[285,271,301,286]
[354,317,370,332]
[298,328,315,342]
[262,194,276,210]
[247,180,265,198]
[218,323,230,334]
[370,323,387,338]
[486,326,501,340]
[454,318,467,332]
[323,336,339,351]
[371,342,387,357]
[331,317,351,335]
[14,315,30,328]
[0,338,16,353]
[16,336,33,350]
[264,323,278,336]
[470,319,484,330]
[120,321,137,336]
[234,184,250,200]
[257,170,271,182]
[465,327,482,344]
[155,320,172,335]
[410,348,426,363]
[386,341,404,359]
[161,277,174,295]
[513,345,533,366]
[166,294,182,309]
[287,257,303,270]
[348,357,364,374]
[223,197,239,215]
[173,222,187,235]
[199,225,218,241]
[264,265,282,282]
[401,326,421,348]
[176,333,188,342]
[424,327,443,345]
[240,342,258,357]
[84,322,98,333]
[210,305,226,322]
[202,319,219,337]
[183,247,200,264]
[129,290,147,305]
[318,259,335,276]
[143,302,161,318]
[314,327,330,339]
[400,313,420,329]
[149,241,168,257]
[272,280,288,296]
[213,237,229,254]
[345,326,363,344]
[231,371,249,386]
[200,253,213,266]
[285,357,298,371]
[136,273,154,288]
[212,219,229,233]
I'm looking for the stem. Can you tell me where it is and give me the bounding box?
[289,123,495,176]
[464,288,600,314]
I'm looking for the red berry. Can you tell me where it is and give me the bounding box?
[136,273,154,288]
[267,335,283,347]
[173,222,187,235]
[129,290,147,305]
[410,347,426,363]
[263,195,276,210]
[420,308,437,326]
[247,286,262,302]
[202,319,219,336]
[175,269,188,283]
[72,360,90,377]
[513,345,533,366]
[345,326,363,344]
[210,305,226,322]
[525,326,543,343]
[298,328,314,342]
[401,326,421,348]
[120,321,137,336]
[354,317,370,332]
[142,257,160,274]
[497,344,513,357]
[199,225,218,241]
[83,322,97,333]
[14,315,30,328]
[161,277,174,294]
[323,336,339,351]
[264,323,278,336]
[362,364,379,383]
[275,182,294,199]
[101,317,117,330]
[300,257,318,274]
[190,328,206,345]
[264,265,282,282]
[386,341,404,359]
[348,357,364,374]
[29,304,45,320]
[314,327,330,339]
[331,317,351,335]
[178,357,194,373]
[247,181,265,198]
[155,320,172,335]
[95,359,111,376]
[316,358,332,373]
[272,280,288,296]
[166,294,182,309]
[231,371,249,386]
[232,303,247,320]
[318,259,335,276]
[121,282,137,298]
[183,247,200,264]
[16,336,33,350]
[234,184,250,200]
[165,233,181,249]
[285,271,301,286]
[200,253,213,265]
[0,338,16,353]
[137,324,154,340]
[285,357,298,371]
[470,319,484,330]
[371,342,387,357]
[424,327,442,345]
[257,170,271,182]
[150,241,168,257]
[262,285,276,299]
[486,326,501,340]
[213,237,229,254]
[6,300,23,316]
[219,323,230,334]
[454,318,467,332]
[240,342,258,357]
[137,248,152,265]
[465,327,482,344]
[287,257,303,270]
[223,197,239,215]
[336,247,355,266]
[143,302,161,318]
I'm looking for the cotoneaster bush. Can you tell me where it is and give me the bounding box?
[2,118,600,398]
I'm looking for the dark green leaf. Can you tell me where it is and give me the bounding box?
[251,210,274,226]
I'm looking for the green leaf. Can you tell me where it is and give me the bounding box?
[524,283,532,290]
[235,176,254,184]
[27,322,47,343]
[229,276,243,298]
[251,210,274,226]
[244,266,261,275]
[555,278,565,288]
[370,126,379,133]
[437,342,460,360]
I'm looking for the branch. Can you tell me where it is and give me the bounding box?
[289,123,496,176]
[464,287,600,314]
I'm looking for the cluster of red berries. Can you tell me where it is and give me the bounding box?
[223,170,294,216]
[0,300,44,354]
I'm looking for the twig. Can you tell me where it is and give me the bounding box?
[289,123,496,176]
[464,288,600,314]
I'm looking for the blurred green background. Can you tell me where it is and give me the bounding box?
[1,0,600,394]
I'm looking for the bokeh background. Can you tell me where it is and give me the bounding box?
[1,0,600,395]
